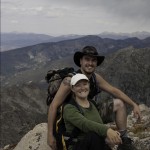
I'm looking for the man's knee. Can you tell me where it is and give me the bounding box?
[113,99,126,112]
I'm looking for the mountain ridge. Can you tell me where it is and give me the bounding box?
[1,36,150,79]
[1,31,150,51]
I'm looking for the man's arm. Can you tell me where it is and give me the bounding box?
[47,77,71,149]
[95,73,141,120]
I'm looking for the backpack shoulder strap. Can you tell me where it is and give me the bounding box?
[91,73,99,91]
[89,99,99,111]
[88,73,101,99]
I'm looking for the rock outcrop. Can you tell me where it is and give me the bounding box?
[3,104,150,150]
[10,123,51,150]
[127,104,150,150]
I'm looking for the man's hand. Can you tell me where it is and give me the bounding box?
[47,134,57,150]
[133,103,141,121]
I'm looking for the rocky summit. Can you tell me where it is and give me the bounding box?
[2,104,150,150]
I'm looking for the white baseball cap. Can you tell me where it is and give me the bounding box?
[70,73,89,86]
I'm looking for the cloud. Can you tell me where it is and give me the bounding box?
[55,0,150,22]
[2,0,150,19]
[11,20,19,24]
[101,0,150,21]
[1,0,150,35]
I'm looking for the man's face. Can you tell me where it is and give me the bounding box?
[80,55,97,74]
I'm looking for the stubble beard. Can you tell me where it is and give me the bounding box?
[82,66,95,76]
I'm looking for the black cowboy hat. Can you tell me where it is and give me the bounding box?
[74,46,105,67]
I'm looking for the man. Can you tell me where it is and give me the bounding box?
[47,46,141,150]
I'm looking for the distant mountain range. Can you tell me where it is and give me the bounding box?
[98,31,150,40]
[1,31,150,51]
[1,32,83,51]
[1,35,150,81]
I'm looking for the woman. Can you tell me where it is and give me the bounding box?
[63,73,122,150]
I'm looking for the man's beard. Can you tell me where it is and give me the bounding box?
[83,68,95,75]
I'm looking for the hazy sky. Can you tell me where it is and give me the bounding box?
[1,0,150,36]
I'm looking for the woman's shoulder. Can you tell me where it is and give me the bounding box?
[63,103,77,111]
[63,103,81,118]
[89,100,99,110]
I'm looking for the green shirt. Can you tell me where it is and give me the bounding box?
[63,101,108,140]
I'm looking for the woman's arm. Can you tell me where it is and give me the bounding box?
[63,104,108,136]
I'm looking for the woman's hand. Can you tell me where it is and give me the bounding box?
[106,128,122,145]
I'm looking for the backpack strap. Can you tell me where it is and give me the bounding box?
[92,73,101,93]
[89,99,99,111]
[87,73,100,100]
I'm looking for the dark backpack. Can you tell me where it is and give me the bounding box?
[45,67,75,106]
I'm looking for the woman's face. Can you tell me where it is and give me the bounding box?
[72,79,90,99]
